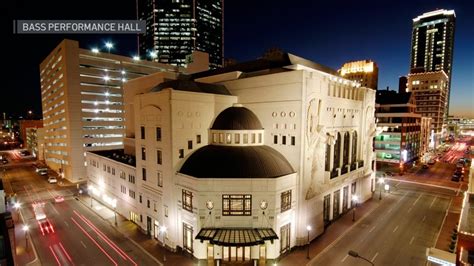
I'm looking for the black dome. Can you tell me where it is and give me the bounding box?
[211,106,263,130]
[179,145,295,179]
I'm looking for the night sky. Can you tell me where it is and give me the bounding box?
[5,0,473,118]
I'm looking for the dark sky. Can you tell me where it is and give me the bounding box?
[5,0,474,118]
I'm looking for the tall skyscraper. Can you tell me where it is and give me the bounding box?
[338,60,378,90]
[137,0,223,69]
[410,9,455,114]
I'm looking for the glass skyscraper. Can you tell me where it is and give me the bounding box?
[410,9,455,115]
[137,0,223,69]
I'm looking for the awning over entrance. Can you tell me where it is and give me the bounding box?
[196,228,278,246]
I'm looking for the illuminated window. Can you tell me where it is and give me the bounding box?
[281,190,291,212]
[222,194,252,216]
[234,134,240,144]
[179,149,184,158]
[183,223,193,253]
[182,189,193,212]
[141,147,146,160]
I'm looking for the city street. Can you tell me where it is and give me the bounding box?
[309,181,454,266]
[3,159,159,266]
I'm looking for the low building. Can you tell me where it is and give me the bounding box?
[375,90,421,170]
[86,52,376,264]
[19,120,42,147]
[26,127,45,159]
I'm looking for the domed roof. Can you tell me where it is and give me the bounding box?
[179,145,295,179]
[211,106,263,130]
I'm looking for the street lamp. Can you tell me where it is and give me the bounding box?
[351,195,359,222]
[22,225,29,251]
[306,225,311,259]
[348,250,374,265]
[160,225,167,262]
[105,42,113,53]
[384,184,390,194]
[149,51,158,60]
[378,177,385,200]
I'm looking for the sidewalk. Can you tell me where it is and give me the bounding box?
[77,194,199,266]
[277,196,382,266]
[11,206,39,266]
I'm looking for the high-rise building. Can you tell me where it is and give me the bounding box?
[137,0,223,69]
[407,71,449,147]
[410,9,455,114]
[338,60,378,90]
[39,39,207,183]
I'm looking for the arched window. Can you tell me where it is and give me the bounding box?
[333,132,341,168]
[325,143,331,171]
[352,131,358,162]
[343,132,350,166]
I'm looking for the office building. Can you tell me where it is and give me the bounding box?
[86,53,376,263]
[410,9,456,115]
[339,60,378,90]
[137,0,223,69]
[407,71,448,147]
[375,90,421,170]
[40,39,207,183]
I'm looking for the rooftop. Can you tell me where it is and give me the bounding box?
[191,52,339,80]
[376,91,412,105]
[90,149,136,167]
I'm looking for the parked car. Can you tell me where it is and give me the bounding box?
[451,176,460,182]
[47,176,58,184]
[38,169,48,176]
[384,171,394,176]
[428,160,435,165]
[1,158,7,164]
[422,164,429,169]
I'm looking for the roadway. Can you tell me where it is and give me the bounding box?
[3,156,159,266]
[309,181,453,266]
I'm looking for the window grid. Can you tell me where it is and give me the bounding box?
[222,194,252,216]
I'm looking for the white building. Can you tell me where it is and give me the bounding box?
[86,53,376,264]
[40,39,209,182]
